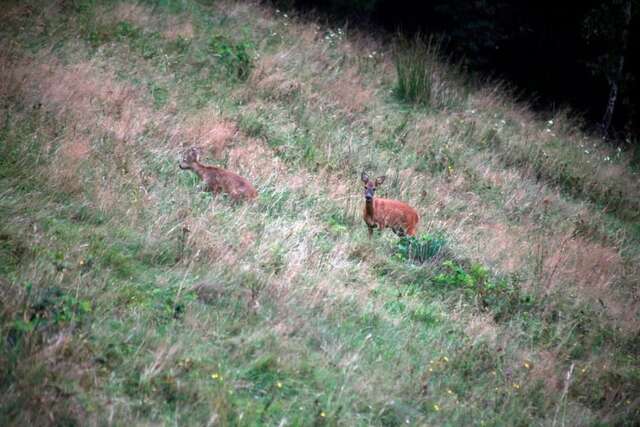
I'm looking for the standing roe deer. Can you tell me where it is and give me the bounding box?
[361,171,419,238]
[179,147,257,201]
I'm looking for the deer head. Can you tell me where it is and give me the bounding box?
[179,147,202,170]
[361,171,386,202]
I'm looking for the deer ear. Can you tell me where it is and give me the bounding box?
[361,171,370,183]
[375,176,386,186]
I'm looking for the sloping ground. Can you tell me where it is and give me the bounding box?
[1,1,638,425]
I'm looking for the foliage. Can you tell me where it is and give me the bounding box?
[394,233,446,263]
[208,35,254,81]
[433,260,530,320]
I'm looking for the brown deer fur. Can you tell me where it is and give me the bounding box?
[179,147,257,201]
[361,172,419,238]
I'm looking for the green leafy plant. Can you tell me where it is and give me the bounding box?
[433,260,533,320]
[209,35,254,80]
[395,233,446,263]
[6,286,92,348]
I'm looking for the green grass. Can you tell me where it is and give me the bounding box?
[394,34,468,111]
[1,0,639,425]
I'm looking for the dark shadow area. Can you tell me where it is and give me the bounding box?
[274,0,639,142]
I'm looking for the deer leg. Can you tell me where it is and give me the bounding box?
[368,224,375,239]
[392,227,406,237]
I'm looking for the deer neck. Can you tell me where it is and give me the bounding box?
[365,198,375,218]
[191,161,210,180]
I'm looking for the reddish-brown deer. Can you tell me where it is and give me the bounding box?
[361,171,419,238]
[179,147,257,201]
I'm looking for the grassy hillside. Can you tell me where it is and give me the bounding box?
[1,1,638,425]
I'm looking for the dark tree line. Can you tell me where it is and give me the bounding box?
[275,0,638,141]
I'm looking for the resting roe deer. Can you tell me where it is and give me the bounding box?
[361,172,419,238]
[179,147,257,201]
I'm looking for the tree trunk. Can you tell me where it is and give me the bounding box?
[601,0,632,139]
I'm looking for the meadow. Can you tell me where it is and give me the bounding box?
[1,1,639,425]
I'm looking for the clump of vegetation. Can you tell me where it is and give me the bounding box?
[434,260,530,320]
[394,35,467,110]
[394,233,446,263]
[209,35,254,81]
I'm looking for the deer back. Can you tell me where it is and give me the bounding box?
[203,166,257,201]
[368,198,419,235]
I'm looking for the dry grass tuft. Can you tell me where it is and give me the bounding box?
[176,112,237,158]
[464,313,498,346]
[528,350,562,392]
[227,136,287,181]
[100,3,194,40]
[180,207,259,268]
[541,236,638,329]
[250,20,378,118]
[163,18,194,40]
[13,58,154,142]
[474,222,528,273]
[50,132,91,194]
[142,344,180,381]
[325,65,374,115]
[251,55,302,101]
[544,237,622,294]
[107,3,154,27]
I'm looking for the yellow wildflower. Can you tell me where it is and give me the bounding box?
[524,362,530,369]
[433,404,440,411]
[277,381,283,389]
[320,412,326,417]
[211,373,219,380]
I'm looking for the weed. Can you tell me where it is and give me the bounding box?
[209,34,254,81]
